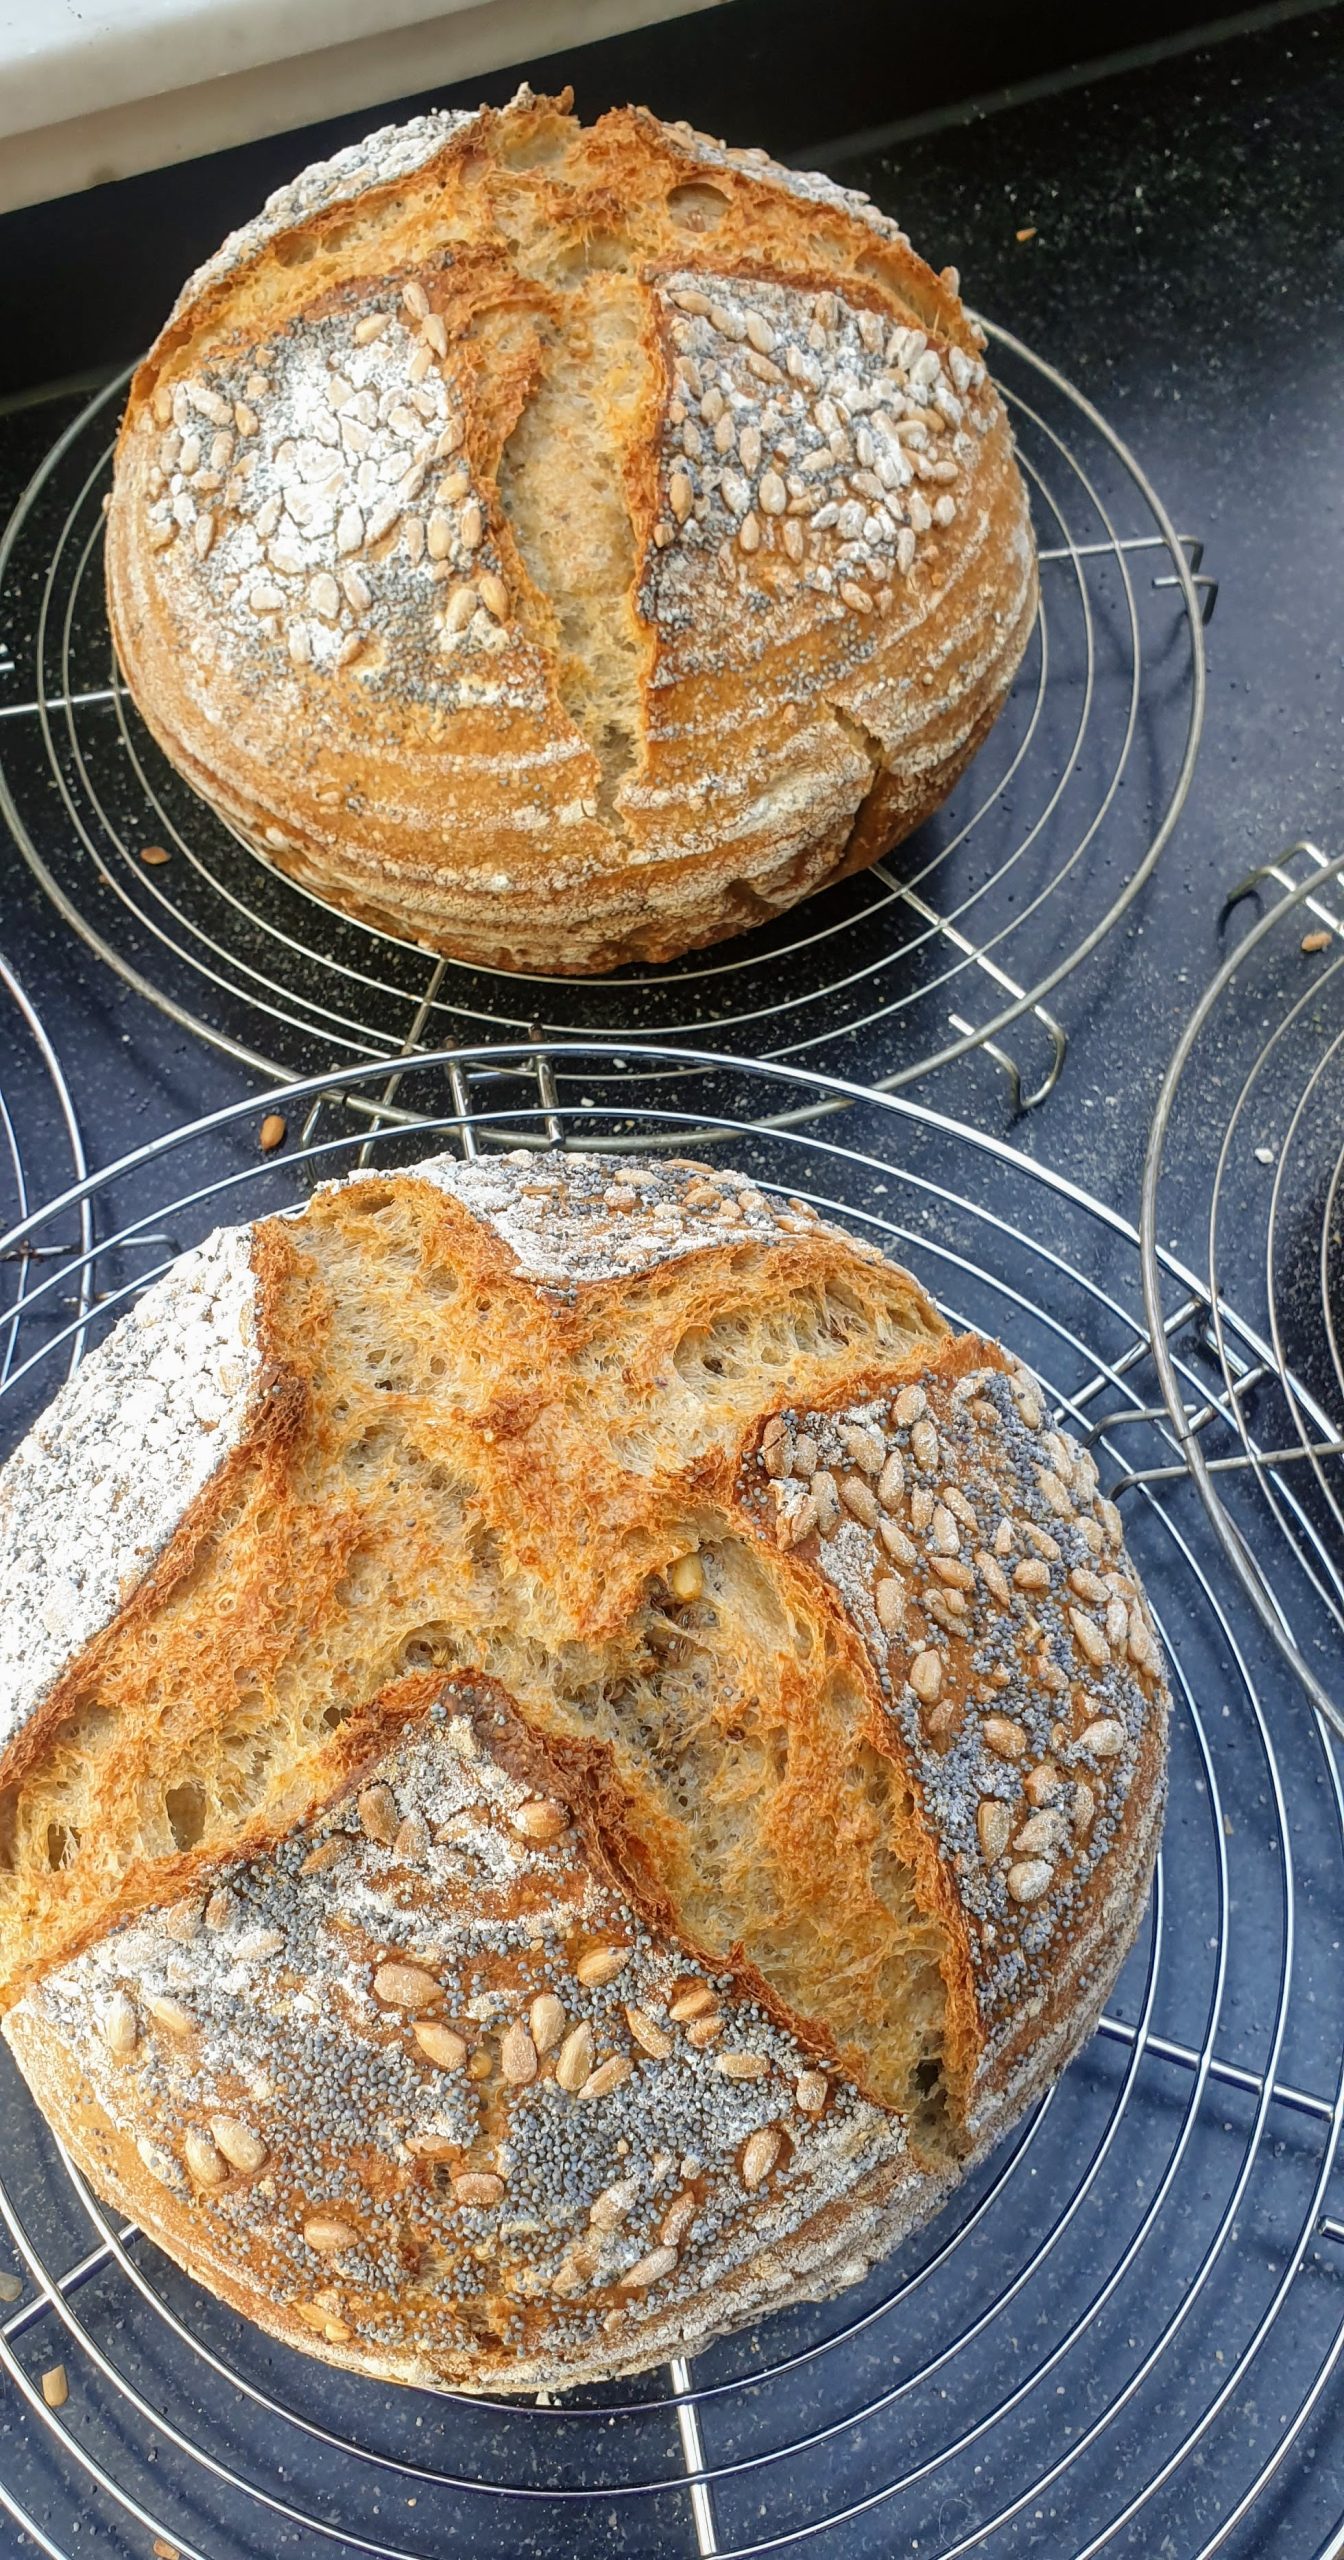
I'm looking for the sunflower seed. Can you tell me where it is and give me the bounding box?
[840,1473,880,1527]
[555,2023,594,2093]
[358,1784,399,1844]
[910,1418,939,1471]
[983,1715,1027,1760]
[1007,1857,1054,1904]
[103,1993,139,2059]
[453,2171,504,2205]
[1079,1717,1126,1757]
[146,1995,194,2038]
[579,2055,634,2100]
[717,2050,769,2082]
[530,1993,566,2054]
[590,2178,639,2231]
[668,1984,717,2022]
[625,2005,672,2060]
[875,1576,905,1634]
[373,1961,440,2012]
[660,2189,697,2244]
[909,1650,942,1705]
[184,2130,228,2186]
[977,1799,1011,1860]
[574,1945,629,1988]
[740,2127,781,2189]
[1069,1608,1110,1668]
[620,2245,677,2289]
[413,2022,467,2069]
[210,2117,267,2173]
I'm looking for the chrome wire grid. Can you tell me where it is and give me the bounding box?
[0,327,1210,1118]
[1140,840,1344,1739]
[0,956,88,1395]
[0,1045,1341,2560]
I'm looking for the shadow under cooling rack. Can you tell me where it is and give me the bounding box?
[0,1047,1340,2560]
[0,323,1209,1113]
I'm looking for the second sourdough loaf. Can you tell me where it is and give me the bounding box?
[106,87,1037,973]
[0,1151,1165,2388]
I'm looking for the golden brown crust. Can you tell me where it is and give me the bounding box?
[106,87,1036,973]
[0,1149,1166,2389]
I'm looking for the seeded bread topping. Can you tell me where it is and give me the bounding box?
[13,1681,914,2387]
[738,1363,1166,2128]
[0,1150,1166,2389]
[107,84,1036,973]
[409,1145,822,1285]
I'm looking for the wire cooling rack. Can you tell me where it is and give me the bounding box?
[1140,840,1344,1740]
[0,956,88,1392]
[0,1044,1341,2560]
[0,325,1210,1117]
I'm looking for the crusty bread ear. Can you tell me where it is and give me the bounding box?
[0,1151,1165,2390]
[105,87,1036,973]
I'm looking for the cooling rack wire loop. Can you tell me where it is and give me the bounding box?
[0,323,1209,1118]
[0,1042,1341,2560]
[0,955,89,1387]
[1139,839,1344,1738]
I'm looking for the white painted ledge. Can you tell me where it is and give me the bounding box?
[0,0,724,215]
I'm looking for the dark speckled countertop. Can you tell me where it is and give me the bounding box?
[819,6,1344,1197]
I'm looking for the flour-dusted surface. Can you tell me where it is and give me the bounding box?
[736,1357,1167,2108]
[407,1146,837,1288]
[0,1226,258,1755]
[0,1139,1168,2393]
[10,1684,909,2390]
[168,106,485,325]
[107,85,1036,974]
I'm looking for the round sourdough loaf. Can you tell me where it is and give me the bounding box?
[0,1152,1165,2389]
[105,86,1037,974]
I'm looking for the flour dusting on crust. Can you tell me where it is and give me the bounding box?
[13,1684,904,2388]
[405,1147,844,1288]
[170,106,485,323]
[0,1229,259,1752]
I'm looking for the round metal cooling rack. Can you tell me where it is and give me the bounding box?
[0,955,88,1398]
[1141,839,1344,1741]
[0,1044,1342,2560]
[0,325,1210,1117]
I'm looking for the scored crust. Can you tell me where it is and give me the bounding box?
[0,1151,1166,2389]
[105,87,1037,974]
